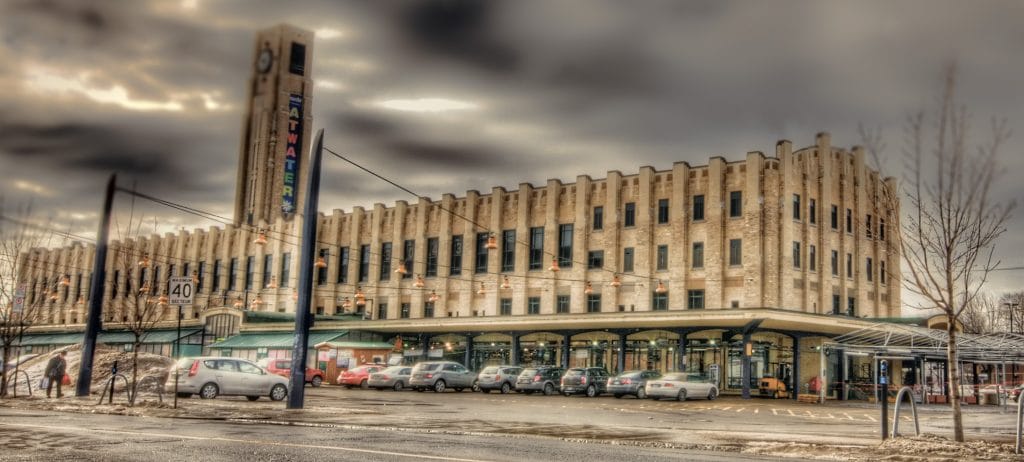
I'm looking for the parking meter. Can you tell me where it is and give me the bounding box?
[879,359,889,440]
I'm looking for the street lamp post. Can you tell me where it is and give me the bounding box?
[1007,303,1021,335]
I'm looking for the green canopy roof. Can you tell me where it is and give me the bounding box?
[244,311,365,324]
[17,329,201,346]
[208,330,349,349]
[317,341,396,350]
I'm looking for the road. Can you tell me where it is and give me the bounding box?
[0,386,1018,461]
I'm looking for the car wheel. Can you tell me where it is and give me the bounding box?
[500,383,511,394]
[433,380,447,393]
[270,384,288,401]
[543,383,554,396]
[636,387,647,400]
[586,385,597,398]
[393,381,404,392]
[246,396,259,401]
[311,376,323,388]
[360,379,369,389]
[707,388,718,400]
[613,394,624,399]
[176,392,192,399]
[678,389,688,402]
[199,383,219,399]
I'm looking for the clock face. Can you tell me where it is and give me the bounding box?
[257,48,273,73]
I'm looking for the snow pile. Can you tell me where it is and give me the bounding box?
[10,344,174,395]
[743,434,1024,461]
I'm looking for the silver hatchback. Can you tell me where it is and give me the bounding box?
[409,361,476,392]
[476,365,522,394]
[166,357,289,401]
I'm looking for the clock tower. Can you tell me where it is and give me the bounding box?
[234,24,315,227]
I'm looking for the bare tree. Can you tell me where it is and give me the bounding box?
[999,291,1024,335]
[959,293,999,335]
[865,65,1015,442]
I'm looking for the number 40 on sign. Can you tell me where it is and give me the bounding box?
[168,277,195,306]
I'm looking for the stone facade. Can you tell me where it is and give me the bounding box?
[19,133,900,328]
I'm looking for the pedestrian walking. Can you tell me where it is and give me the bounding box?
[43,351,67,398]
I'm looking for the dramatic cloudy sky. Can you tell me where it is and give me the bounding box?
[1,0,1022,300]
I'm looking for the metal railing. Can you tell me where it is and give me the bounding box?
[131,376,164,405]
[97,373,129,405]
[1016,392,1024,454]
[4,371,32,397]
[891,386,920,438]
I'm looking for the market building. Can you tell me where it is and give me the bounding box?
[21,23,1000,402]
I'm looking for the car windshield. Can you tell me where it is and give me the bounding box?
[417,363,442,372]
[481,367,499,374]
[521,368,538,376]
[662,373,688,381]
[618,371,643,379]
[382,366,406,374]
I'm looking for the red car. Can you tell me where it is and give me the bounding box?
[258,358,325,387]
[337,365,385,389]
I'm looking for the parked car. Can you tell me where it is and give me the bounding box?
[607,370,662,399]
[368,366,413,391]
[409,361,476,392]
[257,358,325,387]
[561,367,610,397]
[337,365,385,389]
[1011,385,1024,402]
[645,372,718,401]
[515,366,565,396]
[476,365,523,394]
[165,356,288,401]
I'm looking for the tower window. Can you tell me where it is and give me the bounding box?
[289,42,306,75]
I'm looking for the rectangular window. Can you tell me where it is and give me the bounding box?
[316,249,328,285]
[880,219,886,241]
[832,295,841,315]
[588,250,604,270]
[475,232,489,274]
[881,261,887,284]
[593,206,603,230]
[652,291,668,311]
[729,191,742,218]
[527,297,541,315]
[289,42,306,75]
[245,256,255,290]
[400,303,410,319]
[846,208,852,233]
[500,298,512,316]
[558,224,573,268]
[380,242,392,281]
[402,240,415,279]
[687,290,705,309]
[197,262,205,293]
[792,241,801,269]
[425,238,438,277]
[831,205,838,230]
[693,195,705,221]
[657,198,669,224]
[449,236,463,276]
[656,245,668,271]
[112,270,120,298]
[280,254,291,288]
[377,303,387,320]
[358,245,370,282]
[182,263,190,278]
[338,247,349,283]
[623,247,634,273]
[809,199,817,225]
[693,242,705,269]
[212,259,221,292]
[867,258,873,282]
[528,227,543,270]
[424,302,435,318]
[831,250,838,276]
[263,255,273,288]
[847,297,856,317]
[229,258,238,291]
[866,215,873,239]
[793,194,801,220]
[846,253,853,278]
[586,294,601,313]
[809,245,816,272]
[557,295,571,314]
[624,202,636,227]
[501,230,515,272]
[729,239,742,266]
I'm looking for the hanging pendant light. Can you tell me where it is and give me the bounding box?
[314,256,327,269]
[395,262,408,275]
[341,297,352,310]
[428,290,440,303]
[76,296,85,307]
[253,229,268,246]
[49,289,59,302]
[250,296,264,310]
[584,282,594,295]
[548,258,560,272]
[655,280,667,294]
[158,292,169,306]
[191,270,199,284]
[138,254,151,268]
[610,275,622,287]
[233,296,244,309]
[477,283,486,295]
[355,286,366,306]
[267,276,278,289]
[485,233,498,250]
[292,289,299,302]
[414,275,425,288]
[500,276,511,290]
[139,281,151,295]
[58,274,70,287]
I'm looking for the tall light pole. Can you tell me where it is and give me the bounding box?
[1007,302,1020,335]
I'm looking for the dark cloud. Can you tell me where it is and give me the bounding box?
[397,0,521,74]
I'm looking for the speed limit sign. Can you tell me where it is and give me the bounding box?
[168,277,195,305]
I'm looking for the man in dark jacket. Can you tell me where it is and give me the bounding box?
[43,351,67,398]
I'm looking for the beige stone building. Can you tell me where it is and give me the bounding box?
[15,24,908,398]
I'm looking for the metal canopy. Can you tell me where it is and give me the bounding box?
[828,323,1024,362]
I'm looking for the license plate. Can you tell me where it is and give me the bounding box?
[612,380,621,385]
[651,384,661,388]
[564,388,576,393]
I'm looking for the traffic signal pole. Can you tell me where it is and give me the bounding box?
[77,174,115,397]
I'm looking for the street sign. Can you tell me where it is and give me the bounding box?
[13,284,26,313]
[168,277,195,305]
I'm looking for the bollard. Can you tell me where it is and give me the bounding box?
[879,359,889,441]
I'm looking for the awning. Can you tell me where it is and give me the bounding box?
[315,341,396,350]
[16,329,202,347]
[208,330,349,349]
[827,323,1024,361]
